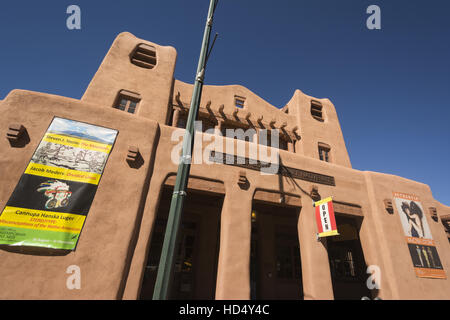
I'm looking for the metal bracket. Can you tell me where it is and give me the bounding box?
[196,68,205,82]
[181,155,192,164]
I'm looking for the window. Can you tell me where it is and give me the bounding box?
[221,123,255,142]
[175,112,217,133]
[318,143,331,162]
[257,130,290,150]
[257,130,271,147]
[235,96,245,109]
[442,218,450,243]
[275,226,301,280]
[278,136,290,151]
[311,100,324,121]
[176,112,187,129]
[197,117,217,133]
[130,43,157,69]
[113,90,141,114]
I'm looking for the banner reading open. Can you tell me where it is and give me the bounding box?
[314,197,339,238]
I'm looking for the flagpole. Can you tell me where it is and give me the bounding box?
[152,0,219,300]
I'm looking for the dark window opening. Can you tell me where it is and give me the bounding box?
[311,101,324,121]
[176,112,217,133]
[257,131,290,151]
[113,90,140,114]
[197,117,217,133]
[275,226,301,280]
[257,130,271,147]
[131,43,157,69]
[235,96,245,109]
[221,123,254,142]
[278,136,290,151]
[139,187,223,300]
[327,215,372,300]
[442,219,450,243]
[176,112,187,129]
[318,144,331,162]
[250,202,303,300]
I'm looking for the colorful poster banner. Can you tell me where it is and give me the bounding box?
[0,117,118,250]
[314,197,339,238]
[393,192,446,279]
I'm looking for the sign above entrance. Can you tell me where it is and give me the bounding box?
[209,151,336,186]
[314,197,339,238]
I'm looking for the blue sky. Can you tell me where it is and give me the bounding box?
[0,1,449,205]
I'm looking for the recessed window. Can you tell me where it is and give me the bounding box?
[235,96,245,109]
[311,101,324,121]
[222,123,254,142]
[278,137,289,151]
[257,130,291,151]
[113,90,141,114]
[176,112,188,128]
[130,44,157,69]
[175,113,216,133]
[199,117,217,133]
[442,218,450,243]
[318,143,331,162]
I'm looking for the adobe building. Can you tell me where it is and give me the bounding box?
[0,32,449,300]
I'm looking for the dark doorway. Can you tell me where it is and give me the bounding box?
[139,186,223,299]
[326,214,371,300]
[250,202,303,300]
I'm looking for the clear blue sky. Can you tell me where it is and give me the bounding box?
[1,1,449,205]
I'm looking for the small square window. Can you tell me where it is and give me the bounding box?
[235,96,245,109]
[318,143,331,162]
[114,90,140,114]
[311,101,324,121]
[131,44,157,69]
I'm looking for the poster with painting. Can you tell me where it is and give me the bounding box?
[393,192,446,279]
[0,117,118,250]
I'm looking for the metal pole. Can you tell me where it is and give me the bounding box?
[152,0,218,300]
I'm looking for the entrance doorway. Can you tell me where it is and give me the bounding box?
[250,202,303,300]
[326,214,371,300]
[139,186,223,299]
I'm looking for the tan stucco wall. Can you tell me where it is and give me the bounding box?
[0,32,449,300]
[364,172,450,299]
[82,32,177,124]
[285,90,352,168]
[0,90,159,299]
[120,124,450,299]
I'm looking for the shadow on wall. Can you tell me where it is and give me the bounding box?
[0,245,71,256]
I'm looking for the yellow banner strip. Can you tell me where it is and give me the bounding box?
[44,133,112,153]
[0,206,85,233]
[318,230,339,238]
[25,162,101,185]
[314,196,333,207]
